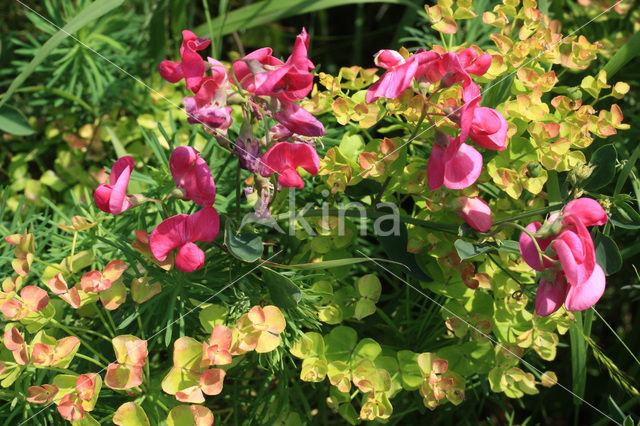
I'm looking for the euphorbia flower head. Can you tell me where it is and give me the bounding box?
[232,28,315,102]
[454,197,493,232]
[149,207,220,272]
[202,325,232,366]
[170,146,216,207]
[159,30,211,91]
[427,135,482,191]
[94,156,136,215]
[260,142,320,188]
[519,198,608,315]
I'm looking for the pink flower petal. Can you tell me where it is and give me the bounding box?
[564,264,606,311]
[149,215,189,262]
[158,60,183,83]
[535,273,569,316]
[427,143,446,191]
[519,222,545,271]
[261,142,320,188]
[175,242,206,272]
[170,146,216,207]
[455,197,493,232]
[443,141,483,190]
[563,198,608,227]
[274,100,325,137]
[470,107,508,151]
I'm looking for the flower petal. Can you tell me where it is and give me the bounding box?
[535,274,568,316]
[563,198,608,227]
[565,264,606,311]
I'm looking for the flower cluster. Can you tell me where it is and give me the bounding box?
[366,47,508,191]
[94,146,220,272]
[519,198,608,315]
[158,28,323,215]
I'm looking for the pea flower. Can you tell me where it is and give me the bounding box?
[170,146,216,207]
[94,156,136,215]
[518,198,608,316]
[427,135,482,191]
[366,49,440,103]
[232,28,315,102]
[454,197,493,232]
[469,107,508,151]
[149,207,220,273]
[183,58,233,130]
[159,30,210,91]
[273,99,325,137]
[260,142,320,188]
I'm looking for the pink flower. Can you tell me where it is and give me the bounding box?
[260,142,320,188]
[183,58,233,130]
[159,30,211,91]
[519,198,608,315]
[170,146,216,207]
[94,156,135,215]
[469,107,508,151]
[366,50,440,103]
[455,197,493,232]
[273,99,325,136]
[233,28,315,102]
[149,207,220,273]
[427,135,483,191]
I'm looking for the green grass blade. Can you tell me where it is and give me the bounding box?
[195,0,419,37]
[602,31,640,79]
[0,0,125,108]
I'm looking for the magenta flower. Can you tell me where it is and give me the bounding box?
[274,99,325,137]
[427,136,482,191]
[469,107,508,151]
[455,197,493,232]
[260,142,320,188]
[149,207,220,273]
[183,58,232,130]
[170,146,216,207]
[518,198,608,315]
[366,49,440,103]
[232,28,315,102]
[159,30,211,91]
[94,156,135,215]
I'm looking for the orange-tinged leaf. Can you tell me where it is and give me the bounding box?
[5,234,23,245]
[200,369,225,395]
[113,402,151,426]
[47,273,69,294]
[100,279,126,311]
[173,336,206,370]
[54,336,80,363]
[263,306,286,334]
[175,385,205,404]
[1,299,28,320]
[105,363,143,390]
[32,343,55,366]
[112,335,147,366]
[167,405,214,426]
[131,277,161,304]
[76,374,96,401]
[60,286,82,309]
[255,331,280,353]
[2,276,22,293]
[80,270,103,293]
[103,260,128,282]
[58,394,84,421]
[20,285,49,312]
[26,384,58,404]
[247,306,266,329]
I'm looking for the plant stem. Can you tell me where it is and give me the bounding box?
[51,320,111,364]
[493,203,563,225]
[592,307,640,368]
[74,352,107,369]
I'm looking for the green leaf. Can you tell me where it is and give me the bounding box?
[454,239,492,259]
[602,31,640,78]
[0,105,34,136]
[378,222,431,282]
[352,338,382,363]
[195,0,418,37]
[610,202,640,229]
[354,299,377,320]
[324,326,358,363]
[225,218,263,263]
[261,267,302,308]
[584,144,616,191]
[357,274,381,300]
[0,0,125,108]
[594,232,622,275]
